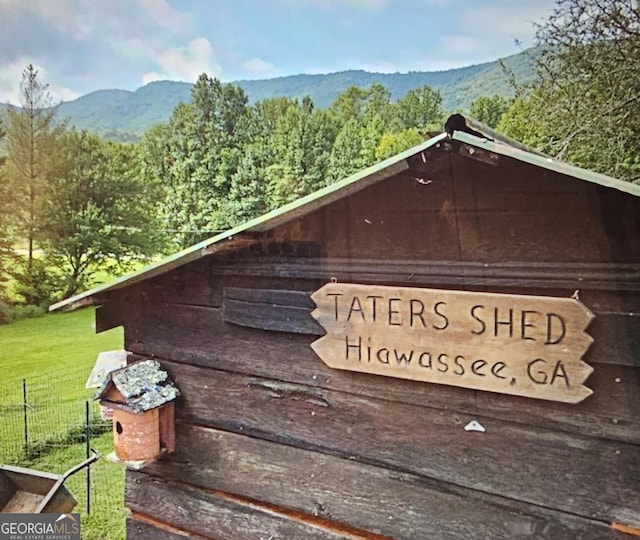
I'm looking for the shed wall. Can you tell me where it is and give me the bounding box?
[104,149,639,538]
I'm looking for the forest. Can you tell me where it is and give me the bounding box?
[0,0,638,319]
[48,45,540,141]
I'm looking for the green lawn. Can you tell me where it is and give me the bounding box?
[0,308,127,540]
[0,308,122,379]
[0,309,124,460]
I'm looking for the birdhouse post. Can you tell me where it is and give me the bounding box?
[95,359,180,463]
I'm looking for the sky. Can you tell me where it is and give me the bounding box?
[0,0,557,104]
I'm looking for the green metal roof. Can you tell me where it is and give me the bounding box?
[50,130,640,312]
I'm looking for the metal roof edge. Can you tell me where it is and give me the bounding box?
[49,133,447,312]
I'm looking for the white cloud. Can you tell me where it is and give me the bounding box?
[458,2,556,52]
[0,60,26,104]
[142,37,222,84]
[50,84,80,102]
[414,1,556,71]
[242,57,276,75]
[15,0,191,41]
[337,0,390,8]
[0,0,225,96]
[23,0,88,39]
[141,72,162,85]
[134,0,191,35]
[0,58,79,104]
[437,34,484,59]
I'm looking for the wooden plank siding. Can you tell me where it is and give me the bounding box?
[118,297,640,536]
[99,151,640,538]
[126,472,363,540]
[217,284,640,370]
[121,258,640,365]
[119,299,640,444]
[126,516,210,540]
[128,358,639,527]
[134,424,621,540]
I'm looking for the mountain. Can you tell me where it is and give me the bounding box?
[237,47,538,111]
[57,82,193,142]
[5,47,539,141]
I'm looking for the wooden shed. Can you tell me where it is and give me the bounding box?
[52,130,640,539]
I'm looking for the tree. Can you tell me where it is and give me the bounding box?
[327,85,394,181]
[500,0,640,182]
[142,75,252,248]
[326,84,443,181]
[469,95,510,128]
[328,84,392,125]
[225,140,270,225]
[375,129,424,161]
[41,131,165,298]
[392,85,444,132]
[0,119,14,300]
[5,65,61,276]
[263,96,336,206]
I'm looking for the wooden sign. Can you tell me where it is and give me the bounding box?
[310,283,595,403]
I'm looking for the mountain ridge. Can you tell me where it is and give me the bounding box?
[3,47,539,141]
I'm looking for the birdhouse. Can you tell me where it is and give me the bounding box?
[94,359,180,463]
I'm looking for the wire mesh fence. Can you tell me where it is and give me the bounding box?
[0,371,126,540]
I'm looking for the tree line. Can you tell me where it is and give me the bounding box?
[0,69,453,311]
[0,0,637,316]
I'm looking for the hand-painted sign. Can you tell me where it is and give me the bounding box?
[310,283,594,403]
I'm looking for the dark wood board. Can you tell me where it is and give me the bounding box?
[224,286,315,308]
[130,258,640,330]
[125,303,640,444]
[160,257,640,297]
[157,359,640,528]
[300,161,638,262]
[223,297,323,334]
[141,423,622,540]
[126,516,208,540]
[125,471,371,540]
[447,151,640,263]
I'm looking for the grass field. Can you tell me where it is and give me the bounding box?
[0,308,127,540]
[0,308,122,378]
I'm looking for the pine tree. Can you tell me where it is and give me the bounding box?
[5,64,62,304]
[5,64,57,280]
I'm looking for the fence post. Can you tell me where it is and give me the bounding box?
[22,378,28,457]
[85,400,91,515]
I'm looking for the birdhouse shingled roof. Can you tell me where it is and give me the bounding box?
[50,129,640,314]
[95,359,180,413]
